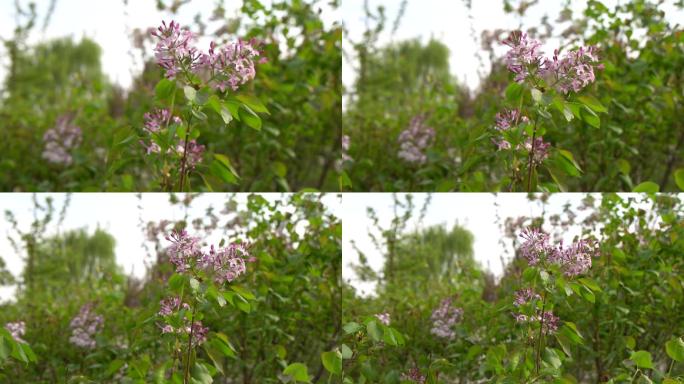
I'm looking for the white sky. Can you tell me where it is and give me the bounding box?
[0,0,339,90]
[342,193,668,296]
[342,0,684,93]
[0,193,341,301]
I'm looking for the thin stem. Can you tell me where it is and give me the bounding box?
[526,115,539,192]
[177,114,194,192]
[535,289,547,375]
[183,302,198,384]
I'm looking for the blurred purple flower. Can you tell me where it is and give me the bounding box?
[175,140,205,169]
[5,321,26,343]
[200,243,252,285]
[42,115,82,166]
[430,297,463,340]
[519,227,551,266]
[514,288,541,306]
[397,115,435,164]
[495,109,528,131]
[158,296,190,316]
[522,137,550,165]
[374,312,390,326]
[69,303,103,349]
[401,368,426,384]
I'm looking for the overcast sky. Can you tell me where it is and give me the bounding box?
[0,193,341,301]
[341,193,663,296]
[0,0,338,90]
[342,0,684,92]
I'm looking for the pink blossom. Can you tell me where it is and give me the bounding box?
[4,321,26,343]
[514,288,541,306]
[165,229,201,273]
[430,297,463,340]
[175,140,205,169]
[374,312,390,325]
[151,20,200,79]
[522,137,550,165]
[397,115,435,164]
[541,46,602,93]
[158,296,190,316]
[69,303,104,349]
[502,31,544,83]
[200,39,262,92]
[42,115,82,166]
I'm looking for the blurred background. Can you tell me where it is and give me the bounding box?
[0,0,341,192]
[341,0,684,192]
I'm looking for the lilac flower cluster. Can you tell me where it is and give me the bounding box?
[513,288,541,307]
[143,108,181,134]
[401,368,426,384]
[151,20,262,92]
[541,46,603,94]
[42,115,82,166]
[4,321,26,343]
[503,31,544,83]
[523,137,550,165]
[430,297,463,340]
[165,229,253,283]
[513,310,560,335]
[491,108,550,164]
[519,227,599,277]
[157,296,208,346]
[374,312,390,326]
[175,140,206,169]
[69,303,104,349]
[158,296,190,316]
[503,30,601,94]
[397,115,435,165]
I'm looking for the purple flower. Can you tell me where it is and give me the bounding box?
[539,310,560,334]
[200,39,262,92]
[401,367,426,384]
[397,115,435,164]
[522,137,550,165]
[519,227,551,265]
[551,239,599,277]
[4,321,26,343]
[42,115,82,166]
[512,313,528,323]
[374,312,390,326]
[158,296,190,316]
[495,109,528,131]
[513,288,541,306]
[503,31,544,83]
[144,108,180,133]
[69,303,104,349]
[175,140,205,169]
[151,20,200,79]
[159,321,209,346]
[165,229,202,273]
[493,137,512,150]
[430,297,463,340]
[200,243,252,284]
[541,46,601,93]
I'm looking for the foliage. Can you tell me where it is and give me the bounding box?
[0,0,340,192]
[343,0,684,192]
[343,193,684,383]
[0,193,341,383]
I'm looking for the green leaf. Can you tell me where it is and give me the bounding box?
[366,321,382,342]
[210,160,239,185]
[343,322,363,334]
[543,348,562,369]
[236,300,250,313]
[624,336,636,350]
[674,169,684,191]
[531,88,543,103]
[321,351,342,375]
[578,95,607,113]
[155,78,176,102]
[190,363,213,384]
[341,344,353,359]
[505,83,523,104]
[283,362,310,383]
[558,149,583,173]
[580,106,600,128]
[666,337,684,362]
[184,86,197,103]
[191,109,208,121]
[238,106,262,130]
[213,154,240,179]
[231,285,256,300]
[578,278,601,292]
[630,350,654,369]
[104,359,125,377]
[235,94,269,114]
[632,181,660,193]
